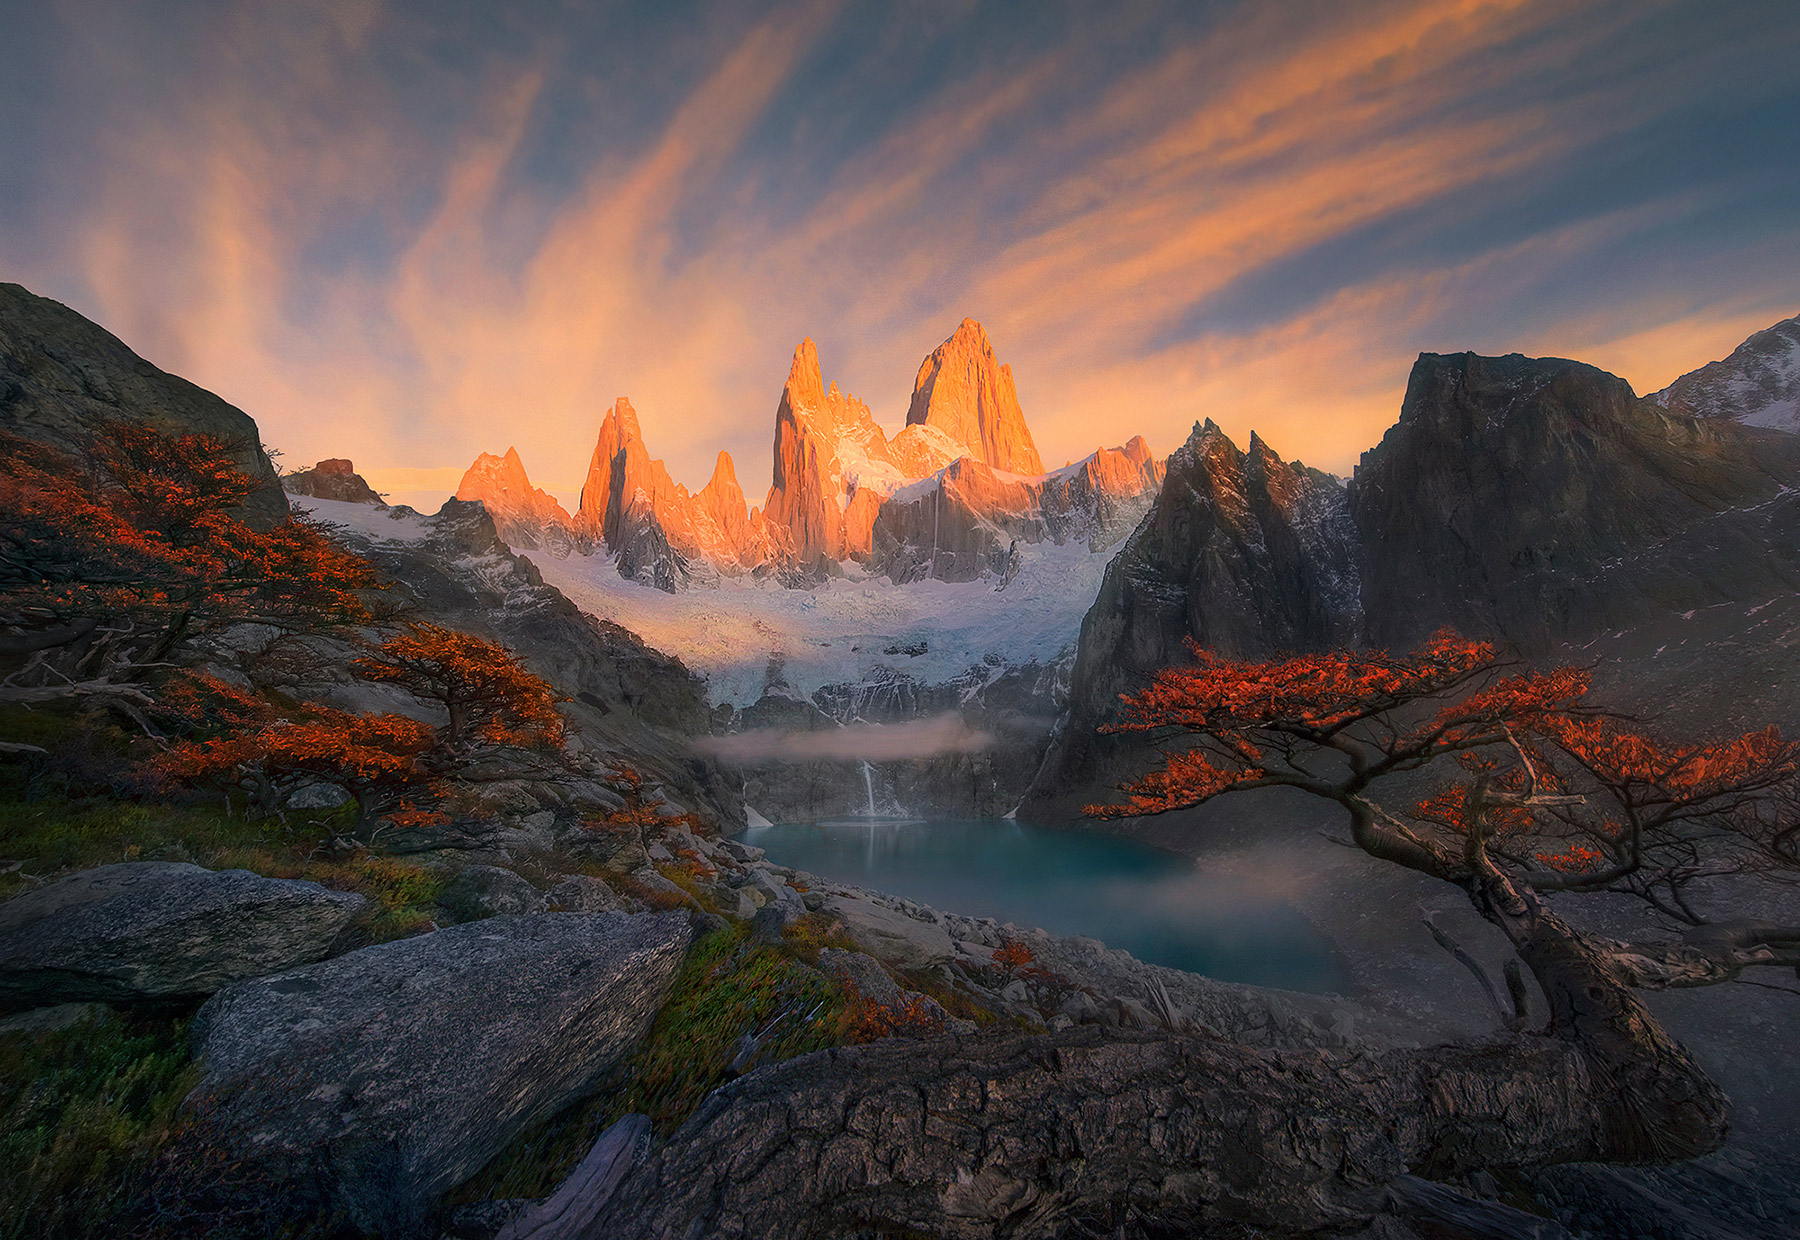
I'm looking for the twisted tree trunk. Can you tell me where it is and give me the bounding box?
[1466,872,1728,1162]
[589,870,1726,1239]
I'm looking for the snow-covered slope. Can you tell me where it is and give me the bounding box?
[1653,314,1800,432]
[533,535,1112,709]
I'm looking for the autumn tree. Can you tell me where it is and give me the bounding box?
[354,623,565,749]
[152,673,436,826]
[1090,631,1800,1161]
[0,426,377,707]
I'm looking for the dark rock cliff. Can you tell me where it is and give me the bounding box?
[0,282,287,527]
[1027,352,1800,819]
[1350,351,1800,649]
[1025,420,1361,813]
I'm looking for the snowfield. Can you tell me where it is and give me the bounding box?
[294,492,1118,709]
[533,540,1113,708]
[293,495,434,543]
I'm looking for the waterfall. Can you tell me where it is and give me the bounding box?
[861,760,877,817]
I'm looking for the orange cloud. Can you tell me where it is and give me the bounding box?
[42,0,1797,518]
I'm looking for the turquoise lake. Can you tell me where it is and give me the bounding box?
[742,818,1347,993]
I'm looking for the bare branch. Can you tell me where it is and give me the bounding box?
[1423,911,1517,1029]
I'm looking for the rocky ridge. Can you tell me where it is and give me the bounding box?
[1029,338,1800,816]
[282,457,387,506]
[1653,312,1800,432]
[458,320,1160,591]
[1350,350,1800,650]
[867,438,1165,585]
[1028,419,1361,811]
[905,317,1046,475]
[455,448,582,557]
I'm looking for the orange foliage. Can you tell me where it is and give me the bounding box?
[1087,630,1799,920]
[0,427,376,636]
[582,765,706,838]
[839,983,948,1041]
[356,623,564,748]
[153,705,435,821]
[991,939,1036,969]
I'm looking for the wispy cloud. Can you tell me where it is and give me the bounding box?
[4,0,1796,511]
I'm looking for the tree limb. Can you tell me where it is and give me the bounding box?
[1590,922,1800,989]
[0,679,155,706]
[1422,911,1519,1030]
[0,616,99,655]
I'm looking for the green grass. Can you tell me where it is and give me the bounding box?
[451,920,871,1203]
[0,795,446,942]
[0,1010,199,1240]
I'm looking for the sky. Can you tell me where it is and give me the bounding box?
[3,0,1797,512]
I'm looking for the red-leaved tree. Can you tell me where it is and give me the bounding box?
[152,674,436,825]
[354,622,565,749]
[0,426,377,707]
[1090,631,1800,1161]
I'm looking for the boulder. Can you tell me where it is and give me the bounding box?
[435,865,546,923]
[287,782,351,810]
[545,875,626,914]
[0,1001,111,1034]
[188,911,690,1235]
[818,889,956,970]
[0,862,367,1011]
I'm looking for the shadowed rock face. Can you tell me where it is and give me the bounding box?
[188,912,690,1236]
[1028,346,1800,817]
[0,863,366,1010]
[0,281,287,527]
[1026,420,1360,810]
[1350,351,1800,649]
[284,458,385,506]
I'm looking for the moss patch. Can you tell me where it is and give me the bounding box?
[453,920,876,1203]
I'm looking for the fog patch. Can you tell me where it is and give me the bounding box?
[696,714,1000,764]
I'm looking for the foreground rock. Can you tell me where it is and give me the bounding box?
[434,864,547,923]
[187,911,689,1235]
[1535,1146,1800,1240]
[592,1024,1613,1239]
[0,862,366,1011]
